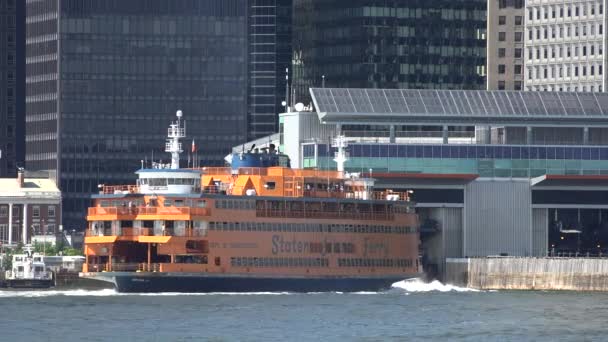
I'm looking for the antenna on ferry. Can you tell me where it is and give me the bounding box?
[166,110,185,169]
[333,135,348,173]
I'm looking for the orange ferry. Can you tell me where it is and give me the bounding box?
[80,111,420,292]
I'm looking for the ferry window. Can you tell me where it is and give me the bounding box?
[264,182,276,190]
[174,200,184,207]
[197,200,206,208]
[35,266,44,272]
[215,257,221,266]
[32,206,40,217]
[164,199,173,207]
[0,206,7,217]
[48,206,56,217]
[12,206,19,217]
[17,266,23,272]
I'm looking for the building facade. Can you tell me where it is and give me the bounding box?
[0,170,61,246]
[25,0,248,229]
[486,0,525,90]
[292,0,487,104]
[0,0,25,177]
[256,88,608,277]
[247,0,293,140]
[524,0,606,91]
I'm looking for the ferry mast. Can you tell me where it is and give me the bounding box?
[165,110,185,169]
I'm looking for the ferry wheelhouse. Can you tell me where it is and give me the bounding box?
[81,111,420,292]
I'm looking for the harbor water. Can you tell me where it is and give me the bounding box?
[1,279,607,342]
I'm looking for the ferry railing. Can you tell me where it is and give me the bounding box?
[110,263,141,272]
[86,227,207,238]
[86,263,108,272]
[139,263,161,272]
[100,185,139,195]
[256,209,394,221]
[88,206,210,216]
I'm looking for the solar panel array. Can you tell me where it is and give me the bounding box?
[310,88,608,118]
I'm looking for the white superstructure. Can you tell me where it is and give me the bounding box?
[136,111,202,195]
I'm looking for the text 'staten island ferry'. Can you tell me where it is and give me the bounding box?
[80,111,420,292]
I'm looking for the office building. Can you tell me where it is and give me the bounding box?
[247,0,293,140]
[0,0,24,177]
[525,0,605,91]
[292,0,487,104]
[486,0,525,90]
[25,0,248,229]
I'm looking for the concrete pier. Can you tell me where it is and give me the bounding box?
[445,257,608,291]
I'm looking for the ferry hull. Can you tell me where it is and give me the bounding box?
[81,273,418,293]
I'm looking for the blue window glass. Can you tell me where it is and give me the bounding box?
[361,144,372,158]
[406,145,415,158]
[564,147,573,160]
[352,144,362,157]
[573,147,581,160]
[521,146,529,159]
[486,146,494,159]
[379,145,388,157]
[423,146,433,158]
[458,145,467,158]
[371,144,379,157]
[397,145,406,158]
[448,145,458,159]
[433,146,442,158]
[600,148,608,160]
[502,146,511,159]
[546,147,555,160]
[556,147,565,160]
[582,148,591,160]
[415,145,423,158]
[317,144,326,157]
[442,146,451,158]
[529,147,538,159]
[466,146,475,158]
[512,147,521,159]
[471,146,486,159]
[590,148,599,160]
[389,145,398,157]
[538,147,546,159]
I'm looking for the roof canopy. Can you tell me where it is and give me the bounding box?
[310,88,608,126]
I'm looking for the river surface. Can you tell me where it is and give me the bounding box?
[1,279,606,342]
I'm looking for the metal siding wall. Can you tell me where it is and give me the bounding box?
[300,112,336,143]
[532,208,548,256]
[464,180,532,257]
[444,207,463,258]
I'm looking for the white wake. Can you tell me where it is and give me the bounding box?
[391,278,479,292]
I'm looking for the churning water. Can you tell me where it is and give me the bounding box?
[0,279,605,341]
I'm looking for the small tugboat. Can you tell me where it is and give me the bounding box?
[2,245,54,288]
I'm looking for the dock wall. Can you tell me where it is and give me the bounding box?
[445,257,608,291]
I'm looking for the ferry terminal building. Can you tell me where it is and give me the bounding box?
[238,88,608,278]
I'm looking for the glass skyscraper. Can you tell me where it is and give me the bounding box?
[0,0,24,177]
[26,0,248,229]
[248,0,292,140]
[292,0,487,103]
